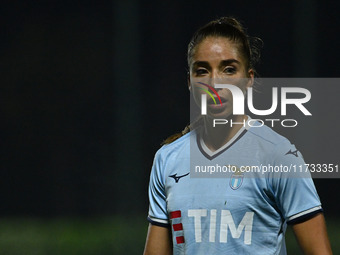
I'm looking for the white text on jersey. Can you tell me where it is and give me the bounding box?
[188,209,254,244]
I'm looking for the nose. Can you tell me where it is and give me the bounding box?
[210,70,220,80]
[210,72,222,91]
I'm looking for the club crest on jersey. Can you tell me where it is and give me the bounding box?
[229,172,244,190]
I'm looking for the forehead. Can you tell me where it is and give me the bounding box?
[192,37,241,64]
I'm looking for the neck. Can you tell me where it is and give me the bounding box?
[202,115,248,152]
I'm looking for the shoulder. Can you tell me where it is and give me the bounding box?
[154,131,192,163]
[245,123,302,161]
[246,123,290,146]
[150,132,192,182]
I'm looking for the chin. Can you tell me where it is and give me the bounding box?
[206,110,233,120]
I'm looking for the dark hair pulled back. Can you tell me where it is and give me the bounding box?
[188,17,261,74]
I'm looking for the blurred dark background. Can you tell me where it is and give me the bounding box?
[2,0,339,223]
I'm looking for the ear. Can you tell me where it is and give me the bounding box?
[246,69,254,88]
[187,72,192,91]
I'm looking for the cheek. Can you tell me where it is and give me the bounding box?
[191,87,204,106]
[231,78,250,94]
[190,78,204,102]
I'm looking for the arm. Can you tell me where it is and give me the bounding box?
[143,224,173,255]
[292,213,332,255]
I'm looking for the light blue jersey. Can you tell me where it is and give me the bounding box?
[147,122,322,255]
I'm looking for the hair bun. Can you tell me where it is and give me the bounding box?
[213,17,245,33]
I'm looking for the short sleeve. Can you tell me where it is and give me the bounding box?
[269,143,323,224]
[147,149,170,227]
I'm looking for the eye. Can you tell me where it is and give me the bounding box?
[223,67,236,74]
[195,68,208,76]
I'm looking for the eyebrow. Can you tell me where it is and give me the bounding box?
[192,59,241,68]
[219,59,241,66]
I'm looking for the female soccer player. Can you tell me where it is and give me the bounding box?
[144,17,332,255]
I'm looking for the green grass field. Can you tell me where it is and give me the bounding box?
[0,216,338,254]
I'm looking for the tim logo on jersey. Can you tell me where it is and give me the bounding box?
[183,209,254,244]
